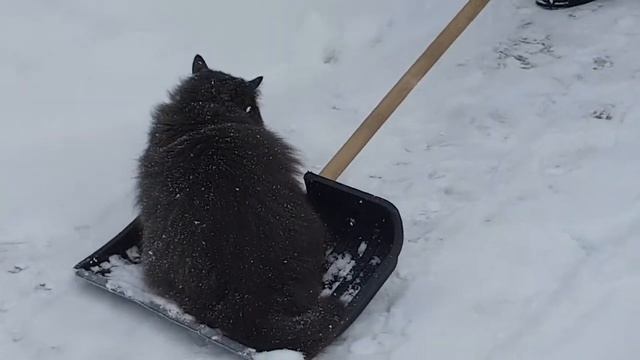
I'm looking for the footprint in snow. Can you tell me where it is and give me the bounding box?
[592,56,614,71]
[494,35,559,70]
[35,282,53,291]
[11,331,23,343]
[7,265,28,274]
[322,47,339,64]
[591,105,615,121]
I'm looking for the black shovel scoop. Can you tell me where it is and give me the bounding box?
[73,1,489,357]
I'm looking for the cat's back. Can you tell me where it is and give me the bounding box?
[158,122,301,195]
[143,121,314,246]
[141,120,325,290]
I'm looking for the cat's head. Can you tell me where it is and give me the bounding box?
[169,54,264,126]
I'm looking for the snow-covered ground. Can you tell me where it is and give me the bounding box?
[2,0,639,359]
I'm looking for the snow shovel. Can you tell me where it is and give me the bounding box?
[73,0,489,358]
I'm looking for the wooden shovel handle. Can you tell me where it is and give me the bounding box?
[319,0,490,181]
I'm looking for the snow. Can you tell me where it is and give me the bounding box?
[323,253,356,283]
[2,0,640,359]
[102,253,196,323]
[321,251,358,299]
[254,349,304,360]
[357,241,367,256]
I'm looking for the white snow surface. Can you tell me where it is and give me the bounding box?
[254,349,305,360]
[2,0,640,359]
[102,253,196,324]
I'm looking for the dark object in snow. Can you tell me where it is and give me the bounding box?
[535,0,596,9]
[36,283,52,291]
[135,54,346,357]
[74,172,403,359]
[7,265,27,274]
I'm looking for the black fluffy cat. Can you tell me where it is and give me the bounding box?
[136,55,345,357]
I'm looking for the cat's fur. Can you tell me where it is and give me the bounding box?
[136,55,345,357]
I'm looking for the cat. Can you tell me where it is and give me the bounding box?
[135,54,345,358]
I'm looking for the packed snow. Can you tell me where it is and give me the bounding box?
[254,349,304,360]
[321,252,358,299]
[101,252,196,324]
[2,0,640,359]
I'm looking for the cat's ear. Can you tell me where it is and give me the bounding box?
[192,54,209,74]
[248,76,263,90]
